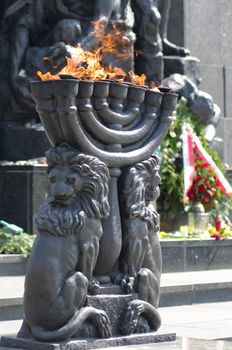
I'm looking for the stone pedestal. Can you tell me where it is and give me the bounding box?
[1,332,176,350]
[0,122,49,161]
[87,291,138,335]
[163,56,200,85]
[0,165,48,233]
[0,287,176,349]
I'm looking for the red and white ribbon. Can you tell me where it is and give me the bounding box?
[193,134,232,196]
[182,123,232,202]
[182,124,195,203]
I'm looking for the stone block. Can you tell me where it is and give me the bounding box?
[0,122,50,162]
[0,332,176,350]
[0,165,48,233]
[86,292,137,335]
[224,66,232,118]
[161,241,185,273]
[223,118,232,167]
[167,0,184,47]
[0,255,27,276]
[163,56,200,84]
[161,239,232,273]
[186,240,232,271]
[222,0,232,67]
[159,288,193,307]
[198,64,224,116]
[192,287,232,305]
[184,0,223,66]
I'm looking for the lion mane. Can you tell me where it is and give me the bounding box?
[34,144,110,237]
[120,156,160,230]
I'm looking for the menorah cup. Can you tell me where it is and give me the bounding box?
[31,78,178,274]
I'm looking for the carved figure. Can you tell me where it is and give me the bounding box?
[162,73,222,141]
[159,0,190,57]
[0,0,133,119]
[119,156,162,334]
[0,0,187,121]
[19,144,111,341]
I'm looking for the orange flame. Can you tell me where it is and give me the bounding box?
[37,18,151,86]
[93,18,132,61]
[149,81,161,91]
[129,71,146,86]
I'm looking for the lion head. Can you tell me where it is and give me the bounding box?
[120,156,160,229]
[34,144,110,236]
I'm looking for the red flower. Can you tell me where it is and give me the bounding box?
[215,220,221,231]
[211,233,221,240]
[189,193,195,201]
[216,180,221,187]
[202,163,211,168]
[198,186,206,193]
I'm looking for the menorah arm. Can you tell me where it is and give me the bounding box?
[79,109,158,146]
[94,101,139,126]
[32,85,65,146]
[61,104,174,167]
[122,121,157,152]
[58,111,106,151]
[36,109,65,147]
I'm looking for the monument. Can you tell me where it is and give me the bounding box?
[0,2,179,349]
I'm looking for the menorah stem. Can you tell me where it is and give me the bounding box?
[95,168,122,275]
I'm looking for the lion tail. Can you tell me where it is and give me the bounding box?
[31,306,111,342]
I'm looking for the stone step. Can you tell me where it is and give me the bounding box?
[1,270,232,322]
[0,256,27,277]
[2,238,232,278]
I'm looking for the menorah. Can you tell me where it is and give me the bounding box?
[31,78,178,274]
[1,78,178,349]
[30,78,177,168]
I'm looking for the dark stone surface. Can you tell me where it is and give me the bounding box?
[163,56,200,84]
[223,118,232,167]
[0,165,48,233]
[192,286,232,305]
[86,292,138,335]
[167,0,184,48]
[161,242,185,273]
[0,255,28,276]
[198,64,224,116]
[0,332,176,350]
[0,122,50,161]
[159,289,193,307]
[161,239,232,273]
[0,304,23,322]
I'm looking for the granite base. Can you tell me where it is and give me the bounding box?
[163,55,200,85]
[0,332,176,350]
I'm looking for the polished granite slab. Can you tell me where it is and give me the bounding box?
[98,337,232,350]
[1,337,231,350]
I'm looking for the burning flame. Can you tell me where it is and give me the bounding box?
[149,81,161,91]
[129,71,146,86]
[37,17,156,87]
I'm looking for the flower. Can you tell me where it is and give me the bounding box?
[187,159,223,211]
[211,233,221,240]
[215,219,221,232]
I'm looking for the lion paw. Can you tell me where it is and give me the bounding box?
[111,273,135,293]
[88,278,100,295]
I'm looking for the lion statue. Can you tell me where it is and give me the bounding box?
[18,144,111,342]
[118,156,162,335]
